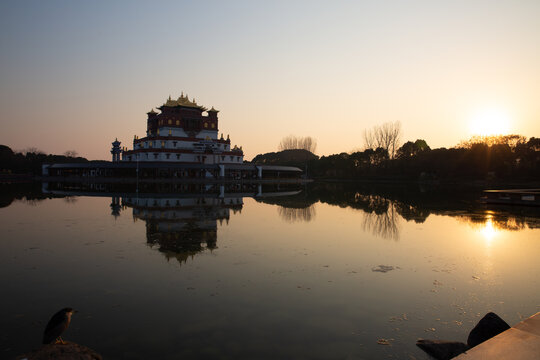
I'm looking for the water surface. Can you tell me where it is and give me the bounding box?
[1,183,539,359]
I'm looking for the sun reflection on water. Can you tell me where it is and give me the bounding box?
[480,216,497,245]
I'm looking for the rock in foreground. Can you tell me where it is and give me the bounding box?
[416,339,469,360]
[16,341,102,360]
[467,312,510,348]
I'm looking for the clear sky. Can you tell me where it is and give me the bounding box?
[1,0,539,160]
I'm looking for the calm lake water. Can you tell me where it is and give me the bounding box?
[1,182,539,359]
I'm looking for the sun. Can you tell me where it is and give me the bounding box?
[469,107,511,136]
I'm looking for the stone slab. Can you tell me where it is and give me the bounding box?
[455,312,540,360]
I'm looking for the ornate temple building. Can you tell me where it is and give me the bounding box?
[120,94,244,164]
[42,93,303,181]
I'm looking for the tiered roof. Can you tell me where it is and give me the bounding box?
[160,93,208,111]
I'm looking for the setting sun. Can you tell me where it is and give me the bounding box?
[469,108,512,136]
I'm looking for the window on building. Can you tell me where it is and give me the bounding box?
[168,129,172,136]
[166,154,170,159]
[221,156,225,161]
[176,120,180,126]
[154,153,158,159]
[173,141,177,147]
[230,156,233,161]
[237,157,240,162]
[168,119,172,125]
[211,123,215,128]
[176,154,180,160]
[161,141,165,148]
[204,122,208,128]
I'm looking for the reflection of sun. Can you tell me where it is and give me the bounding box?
[480,217,497,244]
[469,107,511,136]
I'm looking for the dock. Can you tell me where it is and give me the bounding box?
[455,312,540,359]
[481,189,540,206]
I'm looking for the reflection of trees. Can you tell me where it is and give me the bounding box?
[355,194,401,240]
[277,205,316,223]
[63,196,78,204]
[0,183,57,208]
[456,211,540,231]
[18,198,46,206]
[394,202,430,223]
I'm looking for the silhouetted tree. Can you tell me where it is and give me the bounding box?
[64,150,78,157]
[363,121,402,158]
[278,135,317,153]
[396,139,431,159]
[458,134,526,150]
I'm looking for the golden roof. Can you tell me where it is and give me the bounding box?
[162,93,207,111]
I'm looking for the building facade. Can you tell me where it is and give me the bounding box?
[120,94,244,164]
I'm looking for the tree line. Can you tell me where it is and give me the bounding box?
[272,127,539,182]
[0,145,88,175]
[309,135,540,181]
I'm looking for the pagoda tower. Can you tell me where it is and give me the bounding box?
[111,138,122,162]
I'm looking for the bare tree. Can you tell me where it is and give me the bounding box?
[20,147,45,155]
[64,150,78,157]
[363,130,377,150]
[363,121,402,158]
[278,135,317,153]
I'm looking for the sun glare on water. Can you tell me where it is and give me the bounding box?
[480,217,497,244]
[469,107,511,136]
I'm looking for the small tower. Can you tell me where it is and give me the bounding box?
[111,138,122,162]
[208,106,219,129]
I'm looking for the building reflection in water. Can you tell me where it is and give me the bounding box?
[41,181,306,266]
[37,181,540,258]
[122,195,243,265]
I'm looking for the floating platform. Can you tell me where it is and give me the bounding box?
[455,312,540,359]
[481,189,540,207]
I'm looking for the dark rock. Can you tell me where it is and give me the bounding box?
[467,312,510,348]
[16,341,102,360]
[416,339,469,360]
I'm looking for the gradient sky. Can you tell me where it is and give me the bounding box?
[1,0,539,160]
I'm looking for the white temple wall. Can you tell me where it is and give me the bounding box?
[135,139,230,151]
[123,152,243,163]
